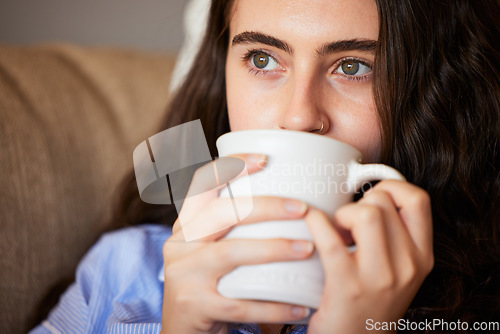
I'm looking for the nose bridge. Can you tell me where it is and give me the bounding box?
[279,70,321,131]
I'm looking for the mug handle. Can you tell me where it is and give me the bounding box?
[346,160,406,194]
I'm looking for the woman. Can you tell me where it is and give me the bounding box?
[32,0,499,333]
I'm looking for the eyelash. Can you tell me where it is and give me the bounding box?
[241,49,373,81]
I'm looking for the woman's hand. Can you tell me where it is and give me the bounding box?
[306,180,434,334]
[160,154,313,334]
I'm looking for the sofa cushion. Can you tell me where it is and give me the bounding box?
[0,43,176,333]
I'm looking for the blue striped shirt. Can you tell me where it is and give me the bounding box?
[29,225,307,334]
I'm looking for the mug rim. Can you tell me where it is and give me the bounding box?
[216,129,362,157]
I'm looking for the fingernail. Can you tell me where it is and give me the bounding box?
[292,240,314,254]
[292,306,309,318]
[285,199,308,214]
[245,154,267,168]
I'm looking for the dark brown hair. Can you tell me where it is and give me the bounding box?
[373,0,500,330]
[113,0,233,229]
[115,0,499,332]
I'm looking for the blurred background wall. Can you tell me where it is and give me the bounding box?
[0,0,188,52]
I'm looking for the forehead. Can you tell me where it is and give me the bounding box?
[229,0,379,44]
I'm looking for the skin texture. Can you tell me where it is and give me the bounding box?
[160,1,434,333]
[226,0,381,162]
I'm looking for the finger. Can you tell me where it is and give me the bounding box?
[192,238,314,275]
[172,153,268,235]
[163,230,207,265]
[207,295,310,324]
[358,190,420,281]
[369,180,433,258]
[166,196,309,262]
[218,153,268,177]
[178,196,309,242]
[185,153,266,199]
[333,203,392,275]
[207,195,308,226]
[360,189,412,250]
[171,219,183,237]
[304,209,354,278]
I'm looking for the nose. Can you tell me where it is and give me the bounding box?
[277,73,326,133]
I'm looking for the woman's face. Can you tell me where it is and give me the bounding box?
[225,0,381,162]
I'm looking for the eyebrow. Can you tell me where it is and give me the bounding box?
[231,31,377,56]
[232,31,293,54]
[316,39,377,56]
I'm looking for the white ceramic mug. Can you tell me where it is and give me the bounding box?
[215,129,404,317]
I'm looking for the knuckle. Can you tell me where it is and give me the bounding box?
[256,197,290,218]
[260,240,282,260]
[194,161,214,177]
[172,219,181,233]
[423,253,435,274]
[376,271,397,291]
[345,281,363,300]
[204,199,232,223]
[162,238,177,262]
[324,240,347,257]
[203,199,219,216]
[312,208,329,221]
[401,259,419,285]
[408,189,431,209]
[333,207,344,221]
[213,242,236,263]
[162,239,170,255]
[163,260,184,281]
[173,289,198,314]
[358,205,383,225]
[225,301,247,321]
[364,190,391,203]
[333,204,353,221]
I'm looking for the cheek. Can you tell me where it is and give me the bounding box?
[339,109,382,162]
[226,60,250,130]
[226,83,257,131]
[226,63,279,131]
[355,121,382,162]
[325,85,382,162]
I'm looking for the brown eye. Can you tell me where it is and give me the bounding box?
[249,52,279,71]
[341,61,360,75]
[335,59,372,77]
[253,53,269,69]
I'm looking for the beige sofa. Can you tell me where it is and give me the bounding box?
[0,43,177,333]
